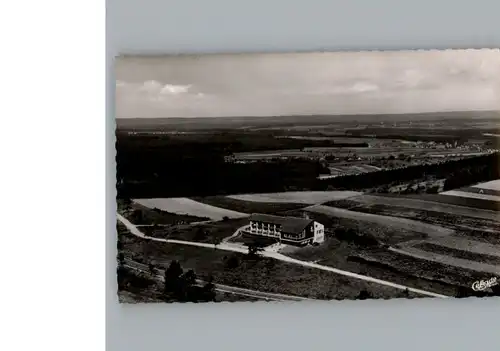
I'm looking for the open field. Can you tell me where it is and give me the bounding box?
[133,198,248,221]
[459,186,500,197]
[413,242,500,266]
[319,164,383,179]
[454,229,500,246]
[228,191,362,204]
[412,236,500,257]
[305,204,454,237]
[191,195,307,214]
[441,190,500,202]
[118,200,210,225]
[374,193,500,212]
[389,246,500,275]
[321,192,500,258]
[473,179,500,191]
[347,249,485,288]
[349,194,499,220]
[323,199,500,233]
[118,222,413,300]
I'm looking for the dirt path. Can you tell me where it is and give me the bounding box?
[117,213,447,298]
[222,224,250,243]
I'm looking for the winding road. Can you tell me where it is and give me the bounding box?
[117,213,448,298]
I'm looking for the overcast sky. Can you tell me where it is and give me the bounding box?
[115,49,500,118]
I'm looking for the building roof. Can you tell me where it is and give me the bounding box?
[249,213,313,234]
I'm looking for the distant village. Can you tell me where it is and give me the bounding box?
[221,139,498,180]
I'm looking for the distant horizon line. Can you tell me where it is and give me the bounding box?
[116,48,496,58]
[116,109,500,120]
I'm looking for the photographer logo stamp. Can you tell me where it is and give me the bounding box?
[472,277,498,292]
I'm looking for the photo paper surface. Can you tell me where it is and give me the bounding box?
[115,49,500,303]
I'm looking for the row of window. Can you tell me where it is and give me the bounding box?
[250,227,279,234]
[251,231,279,238]
[249,228,306,241]
[250,221,282,230]
[282,232,305,240]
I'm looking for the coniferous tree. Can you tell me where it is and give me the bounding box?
[164,260,183,299]
[203,276,217,302]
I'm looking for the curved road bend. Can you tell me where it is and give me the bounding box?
[117,213,448,298]
[123,259,310,302]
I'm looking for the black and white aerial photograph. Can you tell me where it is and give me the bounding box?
[115,49,500,304]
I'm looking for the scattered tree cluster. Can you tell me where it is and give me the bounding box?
[117,266,156,293]
[162,260,216,303]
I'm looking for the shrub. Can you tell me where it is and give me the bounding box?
[356,289,373,300]
[117,266,155,291]
[333,228,379,247]
[426,186,440,194]
[225,255,240,269]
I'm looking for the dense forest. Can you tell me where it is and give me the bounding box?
[117,131,367,153]
[116,132,500,199]
[116,132,347,198]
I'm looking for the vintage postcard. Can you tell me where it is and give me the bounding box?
[115,49,500,303]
